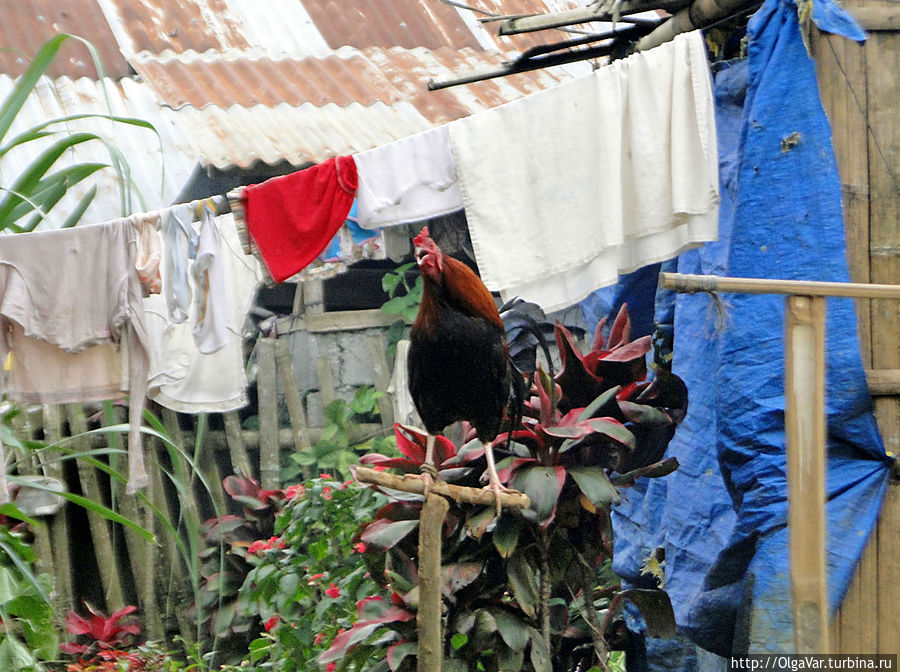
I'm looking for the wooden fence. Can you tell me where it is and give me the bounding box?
[6,305,397,643]
[814,0,899,655]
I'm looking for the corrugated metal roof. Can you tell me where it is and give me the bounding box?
[1,0,596,175]
[0,0,132,78]
[131,46,572,117]
[0,74,196,226]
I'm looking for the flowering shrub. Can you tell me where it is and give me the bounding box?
[319,306,684,671]
[237,475,388,671]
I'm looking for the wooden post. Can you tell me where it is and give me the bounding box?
[40,405,72,615]
[785,295,829,653]
[274,337,311,454]
[65,404,125,607]
[353,466,530,672]
[367,334,396,431]
[256,338,280,490]
[418,493,449,672]
[223,411,253,479]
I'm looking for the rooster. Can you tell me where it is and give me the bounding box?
[408,226,525,514]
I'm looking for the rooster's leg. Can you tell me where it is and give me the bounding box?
[419,434,438,498]
[483,442,517,518]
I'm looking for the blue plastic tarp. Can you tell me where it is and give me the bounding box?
[597,0,891,665]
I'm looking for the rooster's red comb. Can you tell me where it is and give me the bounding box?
[413,226,430,247]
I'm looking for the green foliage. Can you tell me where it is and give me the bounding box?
[237,476,387,672]
[0,33,162,231]
[0,526,56,671]
[320,306,683,671]
[286,386,389,481]
[380,263,422,358]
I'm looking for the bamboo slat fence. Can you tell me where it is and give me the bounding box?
[4,304,398,643]
[814,0,899,654]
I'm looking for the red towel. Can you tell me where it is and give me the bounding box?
[244,155,358,283]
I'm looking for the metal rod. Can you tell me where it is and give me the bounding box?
[659,272,900,300]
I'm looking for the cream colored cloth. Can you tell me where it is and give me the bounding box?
[449,31,719,311]
[0,220,150,494]
[144,212,261,413]
[354,125,462,228]
[131,212,162,296]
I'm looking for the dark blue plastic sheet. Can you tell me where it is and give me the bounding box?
[588,0,891,666]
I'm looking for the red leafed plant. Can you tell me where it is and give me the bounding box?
[59,603,140,656]
[322,305,685,672]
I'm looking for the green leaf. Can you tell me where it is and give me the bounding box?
[360,519,419,550]
[492,514,520,559]
[493,609,528,651]
[568,466,620,508]
[511,465,566,525]
[507,555,538,619]
[528,627,552,672]
[0,132,103,223]
[441,562,482,598]
[577,386,621,421]
[60,184,97,228]
[465,505,495,540]
[450,632,468,650]
[619,588,677,638]
[0,34,70,143]
[610,457,680,486]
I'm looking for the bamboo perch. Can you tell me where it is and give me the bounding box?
[353,466,531,509]
[659,272,900,299]
[353,467,530,672]
[785,296,829,653]
[418,494,450,672]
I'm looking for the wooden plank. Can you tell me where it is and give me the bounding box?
[866,22,899,654]
[192,414,228,515]
[40,405,72,615]
[876,481,900,654]
[866,369,900,395]
[367,334,395,430]
[849,5,900,31]
[866,26,900,461]
[274,337,311,454]
[315,356,337,407]
[223,411,253,479]
[66,403,124,607]
[813,27,873,362]
[785,296,829,653]
[257,338,280,490]
[148,434,195,642]
[117,469,163,639]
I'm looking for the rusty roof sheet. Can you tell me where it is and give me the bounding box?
[1,0,594,171]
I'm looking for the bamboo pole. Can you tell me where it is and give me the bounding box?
[223,411,253,479]
[40,405,72,615]
[65,404,125,607]
[635,0,759,52]
[354,466,530,672]
[274,337,311,454]
[785,296,829,653]
[353,466,530,509]
[418,493,449,672]
[659,272,900,299]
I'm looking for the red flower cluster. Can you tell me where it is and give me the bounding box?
[247,536,285,554]
[284,483,305,500]
[325,582,341,598]
[263,615,280,632]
